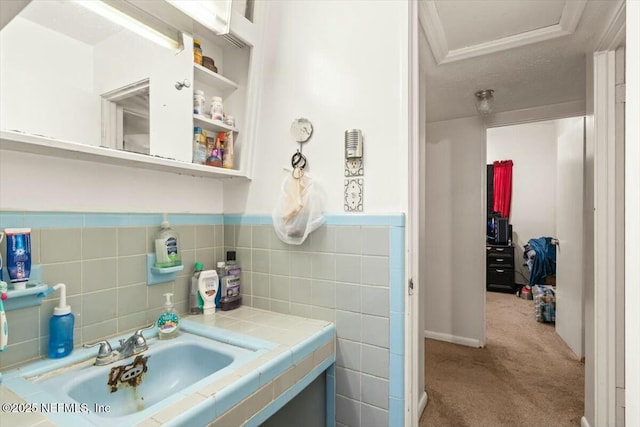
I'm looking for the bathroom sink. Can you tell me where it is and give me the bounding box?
[22,326,271,425]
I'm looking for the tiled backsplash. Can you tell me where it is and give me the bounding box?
[0,214,224,370]
[224,215,405,427]
[0,212,405,427]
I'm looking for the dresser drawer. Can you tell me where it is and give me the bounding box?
[487,267,514,284]
[486,245,514,257]
[487,253,514,268]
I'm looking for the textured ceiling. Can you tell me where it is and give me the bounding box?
[420,0,623,123]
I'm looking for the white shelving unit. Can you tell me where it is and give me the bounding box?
[193,114,238,134]
[0,2,263,181]
[0,131,247,179]
[193,63,239,95]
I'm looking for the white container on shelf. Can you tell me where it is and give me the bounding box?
[193,90,206,115]
[209,96,224,121]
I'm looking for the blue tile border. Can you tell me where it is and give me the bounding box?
[1,212,402,228]
[388,226,405,426]
[224,213,405,227]
[0,212,224,228]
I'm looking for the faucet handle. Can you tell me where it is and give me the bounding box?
[134,323,156,338]
[83,340,113,357]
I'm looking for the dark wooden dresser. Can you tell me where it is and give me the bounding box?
[486,244,515,293]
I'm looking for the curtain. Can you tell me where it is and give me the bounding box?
[493,160,513,218]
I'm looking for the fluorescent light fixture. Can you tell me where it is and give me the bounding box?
[166,0,232,35]
[74,0,180,51]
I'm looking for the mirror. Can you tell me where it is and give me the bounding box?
[0,0,183,157]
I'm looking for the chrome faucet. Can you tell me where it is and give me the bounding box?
[84,323,155,366]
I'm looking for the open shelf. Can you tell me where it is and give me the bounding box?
[1,130,248,179]
[193,114,239,134]
[193,63,239,95]
[1,265,48,311]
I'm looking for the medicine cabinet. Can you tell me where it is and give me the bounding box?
[0,0,262,180]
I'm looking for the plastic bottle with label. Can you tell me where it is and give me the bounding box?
[193,39,203,65]
[157,293,179,340]
[223,115,235,169]
[194,90,206,115]
[154,214,181,268]
[210,96,224,121]
[193,127,207,165]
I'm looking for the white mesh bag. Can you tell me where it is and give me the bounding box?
[272,170,325,245]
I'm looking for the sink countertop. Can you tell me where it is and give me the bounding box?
[0,306,336,427]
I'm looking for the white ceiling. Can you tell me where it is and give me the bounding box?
[420,0,624,123]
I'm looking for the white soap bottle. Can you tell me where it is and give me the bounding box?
[198,270,219,315]
[154,214,181,268]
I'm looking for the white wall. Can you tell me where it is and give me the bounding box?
[0,17,100,146]
[486,121,558,257]
[224,0,409,214]
[424,116,486,346]
[554,117,585,358]
[0,150,224,213]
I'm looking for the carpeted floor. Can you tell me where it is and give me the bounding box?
[419,291,584,427]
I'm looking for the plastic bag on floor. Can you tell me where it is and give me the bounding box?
[272,170,325,245]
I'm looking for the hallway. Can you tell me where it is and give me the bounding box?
[420,291,584,427]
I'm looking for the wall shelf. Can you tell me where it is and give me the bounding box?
[193,114,239,134]
[193,63,239,95]
[147,254,184,285]
[1,265,48,311]
[0,130,248,179]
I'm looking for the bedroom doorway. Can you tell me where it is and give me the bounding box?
[485,117,586,358]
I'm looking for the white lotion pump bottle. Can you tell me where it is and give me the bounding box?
[198,270,219,315]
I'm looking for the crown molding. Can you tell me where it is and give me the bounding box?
[595,0,625,51]
[421,0,587,65]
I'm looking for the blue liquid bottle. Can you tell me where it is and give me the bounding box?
[41,283,74,358]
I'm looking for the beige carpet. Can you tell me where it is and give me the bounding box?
[420,291,584,427]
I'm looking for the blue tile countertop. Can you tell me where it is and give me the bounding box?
[0,307,336,427]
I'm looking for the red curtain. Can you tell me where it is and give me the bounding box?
[493,160,513,218]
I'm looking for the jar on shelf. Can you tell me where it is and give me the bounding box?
[224,115,235,128]
[193,127,207,165]
[193,90,206,115]
[209,96,224,121]
[193,39,203,65]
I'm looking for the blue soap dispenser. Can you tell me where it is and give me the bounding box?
[41,283,74,358]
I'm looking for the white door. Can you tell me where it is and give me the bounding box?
[555,117,585,358]
[149,34,193,163]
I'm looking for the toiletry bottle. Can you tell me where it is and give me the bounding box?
[43,283,74,358]
[190,262,204,314]
[197,269,219,315]
[157,293,179,340]
[0,281,8,352]
[0,232,4,281]
[154,214,181,268]
[223,116,235,169]
[5,228,31,285]
[216,261,226,306]
[220,251,242,311]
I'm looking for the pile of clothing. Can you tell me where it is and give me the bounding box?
[523,237,556,286]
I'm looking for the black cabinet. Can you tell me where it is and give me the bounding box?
[486,244,515,293]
